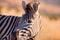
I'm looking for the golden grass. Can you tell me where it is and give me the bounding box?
[35,15,60,40]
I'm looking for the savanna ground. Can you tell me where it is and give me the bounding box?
[0,0,60,40]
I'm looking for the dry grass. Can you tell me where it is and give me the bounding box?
[35,15,60,40]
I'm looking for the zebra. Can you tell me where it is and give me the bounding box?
[0,0,40,40]
[13,1,40,40]
[0,15,21,40]
[0,15,20,40]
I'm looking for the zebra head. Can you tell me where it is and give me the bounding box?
[22,0,40,19]
[15,1,40,40]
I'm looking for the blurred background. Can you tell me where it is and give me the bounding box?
[0,0,60,40]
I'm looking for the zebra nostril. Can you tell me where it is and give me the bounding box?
[21,34,25,36]
[21,31,26,33]
[27,38,33,40]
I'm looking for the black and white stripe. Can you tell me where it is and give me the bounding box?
[0,15,21,40]
[13,2,40,40]
[15,15,34,40]
[0,1,40,40]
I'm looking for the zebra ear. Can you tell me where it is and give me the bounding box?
[22,1,26,10]
[33,3,38,12]
[33,1,40,12]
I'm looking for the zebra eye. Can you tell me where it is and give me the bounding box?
[28,20,31,23]
[27,38,33,40]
